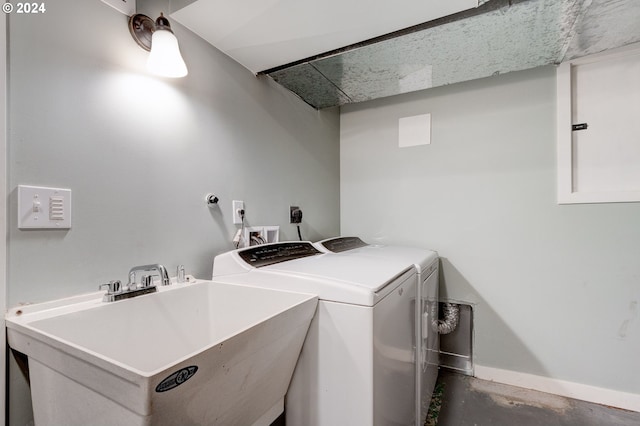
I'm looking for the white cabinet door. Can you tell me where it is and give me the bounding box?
[557,44,640,204]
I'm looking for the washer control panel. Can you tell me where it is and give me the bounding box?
[239,242,321,268]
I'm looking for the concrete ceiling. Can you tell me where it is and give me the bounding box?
[172,0,640,109]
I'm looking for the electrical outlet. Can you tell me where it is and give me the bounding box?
[290,206,303,224]
[232,200,244,225]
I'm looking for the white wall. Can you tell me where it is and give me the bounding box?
[340,66,640,396]
[6,0,339,423]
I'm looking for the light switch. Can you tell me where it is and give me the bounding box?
[18,185,72,229]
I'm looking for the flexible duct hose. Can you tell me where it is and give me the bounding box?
[432,302,460,335]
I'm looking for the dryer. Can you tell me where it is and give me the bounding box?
[314,237,439,426]
[212,242,425,426]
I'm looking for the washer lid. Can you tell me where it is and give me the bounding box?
[212,242,417,305]
[263,252,412,293]
[212,271,386,306]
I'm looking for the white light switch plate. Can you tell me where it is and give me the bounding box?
[18,185,72,229]
[101,0,135,16]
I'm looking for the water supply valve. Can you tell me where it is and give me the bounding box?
[205,193,219,207]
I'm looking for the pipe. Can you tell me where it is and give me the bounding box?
[432,302,460,335]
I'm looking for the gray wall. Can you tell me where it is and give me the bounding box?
[340,66,640,394]
[7,0,339,423]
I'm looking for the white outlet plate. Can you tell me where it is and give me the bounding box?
[232,200,244,225]
[18,185,72,229]
[101,0,135,16]
[244,226,279,247]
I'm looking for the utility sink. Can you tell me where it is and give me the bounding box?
[6,280,317,426]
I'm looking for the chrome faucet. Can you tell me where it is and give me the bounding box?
[99,263,170,302]
[128,264,171,288]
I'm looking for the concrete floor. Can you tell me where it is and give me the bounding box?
[429,370,640,426]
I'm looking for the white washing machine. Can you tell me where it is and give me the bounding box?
[212,242,424,426]
[314,237,439,426]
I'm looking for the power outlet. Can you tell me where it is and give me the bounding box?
[290,206,303,224]
[232,200,244,225]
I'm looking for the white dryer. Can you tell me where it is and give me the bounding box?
[212,242,424,426]
[314,237,439,426]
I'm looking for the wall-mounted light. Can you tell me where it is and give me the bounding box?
[128,13,188,78]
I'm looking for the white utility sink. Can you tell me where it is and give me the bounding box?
[6,280,318,426]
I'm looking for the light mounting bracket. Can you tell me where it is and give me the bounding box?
[128,14,154,52]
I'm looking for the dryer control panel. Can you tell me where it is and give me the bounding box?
[319,236,368,253]
[239,242,321,268]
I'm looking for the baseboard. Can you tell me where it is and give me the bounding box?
[474,365,640,413]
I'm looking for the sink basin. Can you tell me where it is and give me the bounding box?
[6,280,317,426]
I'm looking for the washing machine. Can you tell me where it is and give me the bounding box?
[212,242,422,426]
[314,237,439,426]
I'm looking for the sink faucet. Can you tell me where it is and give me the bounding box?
[99,263,171,303]
[128,264,171,288]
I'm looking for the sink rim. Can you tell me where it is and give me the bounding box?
[6,279,318,378]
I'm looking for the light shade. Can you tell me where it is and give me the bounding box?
[129,13,188,78]
[147,29,188,78]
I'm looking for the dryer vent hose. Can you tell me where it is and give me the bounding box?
[433,303,460,335]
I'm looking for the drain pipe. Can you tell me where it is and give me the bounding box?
[433,302,460,335]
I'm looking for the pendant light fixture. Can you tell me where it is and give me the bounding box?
[128,13,188,78]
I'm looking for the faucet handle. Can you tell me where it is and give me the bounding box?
[140,275,154,288]
[99,280,122,294]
